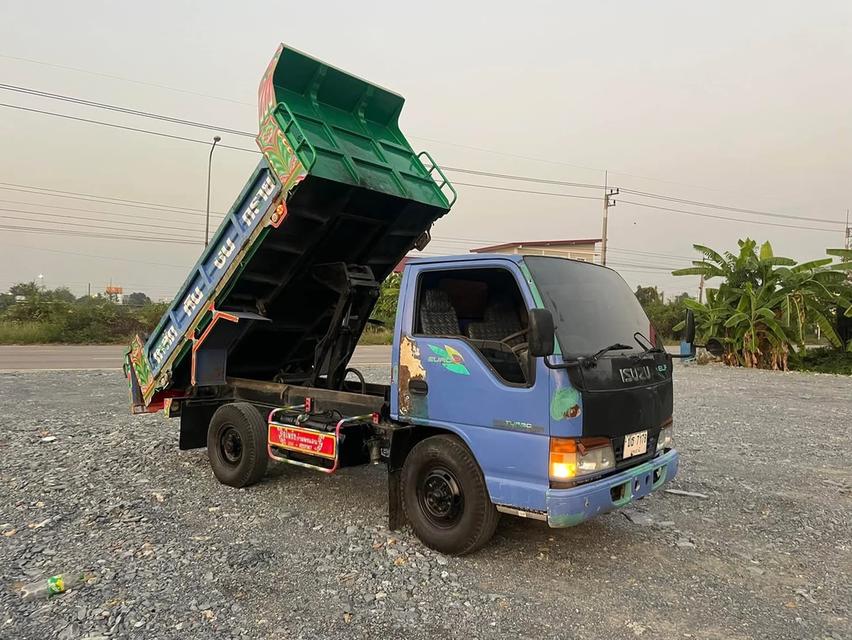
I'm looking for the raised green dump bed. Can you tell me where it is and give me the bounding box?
[125,44,455,412]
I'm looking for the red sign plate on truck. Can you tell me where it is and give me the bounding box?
[268,423,337,459]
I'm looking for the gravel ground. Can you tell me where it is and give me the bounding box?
[1,364,850,640]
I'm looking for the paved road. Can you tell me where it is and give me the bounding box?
[0,344,393,371]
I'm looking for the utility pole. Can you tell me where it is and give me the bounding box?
[698,274,705,304]
[845,208,851,251]
[600,171,618,266]
[87,283,91,298]
[205,135,222,247]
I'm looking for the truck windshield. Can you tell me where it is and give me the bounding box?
[523,256,654,358]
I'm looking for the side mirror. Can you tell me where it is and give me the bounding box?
[528,308,555,357]
[684,309,696,345]
[705,337,724,358]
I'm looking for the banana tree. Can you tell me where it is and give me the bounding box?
[672,239,852,368]
[722,283,790,369]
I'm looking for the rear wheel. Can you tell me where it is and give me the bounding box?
[401,435,499,555]
[207,403,268,488]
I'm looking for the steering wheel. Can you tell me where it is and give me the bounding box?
[500,328,529,355]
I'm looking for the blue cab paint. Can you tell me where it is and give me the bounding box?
[390,253,679,526]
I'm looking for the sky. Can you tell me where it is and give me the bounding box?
[0,0,850,301]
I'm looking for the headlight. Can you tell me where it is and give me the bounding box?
[656,425,674,453]
[549,437,615,480]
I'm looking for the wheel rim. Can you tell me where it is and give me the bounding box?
[220,426,243,465]
[418,466,464,528]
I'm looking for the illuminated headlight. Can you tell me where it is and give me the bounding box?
[549,437,615,480]
[656,425,674,453]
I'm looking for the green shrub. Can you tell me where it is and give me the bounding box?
[0,282,169,344]
[789,347,852,375]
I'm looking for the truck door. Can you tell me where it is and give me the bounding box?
[392,258,551,510]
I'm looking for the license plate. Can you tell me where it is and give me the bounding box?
[622,430,648,458]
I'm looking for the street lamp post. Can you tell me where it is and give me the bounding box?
[205,135,222,247]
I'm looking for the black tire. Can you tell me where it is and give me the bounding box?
[207,402,268,488]
[401,435,499,555]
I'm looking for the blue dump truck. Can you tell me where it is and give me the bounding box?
[125,44,689,554]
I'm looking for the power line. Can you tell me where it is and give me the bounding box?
[0,224,201,246]
[3,58,839,208]
[453,181,601,200]
[3,91,836,232]
[607,245,699,262]
[620,188,843,226]
[443,166,603,190]
[0,53,256,108]
[1,85,842,271]
[0,182,224,217]
[0,83,614,198]
[0,204,204,236]
[0,54,698,192]
[0,213,202,242]
[618,199,841,234]
[606,260,689,271]
[0,103,258,154]
[1,93,606,202]
[0,241,190,269]
[424,240,694,269]
[0,83,255,138]
[36,277,178,293]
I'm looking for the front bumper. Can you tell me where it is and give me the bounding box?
[546,449,679,527]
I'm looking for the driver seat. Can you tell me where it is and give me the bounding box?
[468,297,529,383]
[468,298,524,345]
[420,289,461,336]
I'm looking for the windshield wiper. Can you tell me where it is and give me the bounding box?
[589,343,633,363]
[633,331,665,354]
[542,343,633,371]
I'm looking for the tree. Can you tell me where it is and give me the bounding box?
[673,239,852,369]
[634,287,691,342]
[634,286,661,306]
[9,282,39,298]
[370,273,401,328]
[0,292,13,314]
[48,287,76,304]
[125,292,152,306]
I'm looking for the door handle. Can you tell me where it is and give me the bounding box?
[409,379,429,395]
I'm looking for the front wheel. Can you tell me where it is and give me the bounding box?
[207,403,268,488]
[401,435,499,555]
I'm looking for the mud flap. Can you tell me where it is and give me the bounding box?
[388,468,405,531]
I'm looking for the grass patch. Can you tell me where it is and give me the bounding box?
[0,322,134,345]
[790,347,852,375]
[0,322,66,344]
[358,328,393,345]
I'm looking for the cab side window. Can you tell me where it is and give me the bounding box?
[414,268,530,385]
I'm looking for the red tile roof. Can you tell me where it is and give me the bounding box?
[470,239,602,253]
[392,256,409,273]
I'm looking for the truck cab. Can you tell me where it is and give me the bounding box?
[389,254,678,540]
